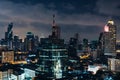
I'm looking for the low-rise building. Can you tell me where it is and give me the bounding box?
[108,58,120,71]
[2,51,14,63]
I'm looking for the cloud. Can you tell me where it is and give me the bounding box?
[96,0,120,16]
[0,0,119,41]
[0,0,55,38]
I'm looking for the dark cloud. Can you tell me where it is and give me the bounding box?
[60,24,102,40]
[0,0,119,41]
[96,0,120,16]
[30,22,51,32]
[61,24,102,33]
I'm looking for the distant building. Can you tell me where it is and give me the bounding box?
[82,38,89,53]
[103,20,116,56]
[68,37,77,57]
[0,69,8,80]
[108,58,120,71]
[24,32,35,52]
[24,68,36,79]
[104,20,116,56]
[68,33,80,58]
[10,68,25,80]
[2,51,14,63]
[0,65,13,80]
[90,40,98,51]
[104,32,112,55]
[5,23,13,50]
[13,35,23,51]
[97,32,104,57]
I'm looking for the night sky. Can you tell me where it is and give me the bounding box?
[0,0,120,41]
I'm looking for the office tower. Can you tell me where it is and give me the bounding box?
[103,20,116,56]
[34,35,39,52]
[67,33,80,58]
[83,38,89,53]
[24,32,35,51]
[97,32,104,57]
[68,37,77,57]
[5,23,13,50]
[38,38,68,79]
[37,16,68,79]
[5,23,13,40]
[74,33,80,49]
[90,40,98,51]
[13,35,22,51]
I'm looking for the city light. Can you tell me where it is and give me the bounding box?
[108,20,114,25]
[88,65,100,74]
[104,25,109,32]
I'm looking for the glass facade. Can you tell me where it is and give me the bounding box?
[38,38,68,79]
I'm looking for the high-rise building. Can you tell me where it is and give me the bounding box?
[38,38,68,79]
[68,37,77,57]
[37,15,68,79]
[5,23,13,40]
[24,32,35,52]
[82,38,89,53]
[103,20,116,56]
[90,40,98,51]
[97,32,105,60]
[13,35,22,51]
[5,23,13,50]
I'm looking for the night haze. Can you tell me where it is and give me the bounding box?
[0,0,120,41]
[0,0,120,80]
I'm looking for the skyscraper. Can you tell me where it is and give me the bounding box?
[5,23,13,50]
[37,15,68,79]
[83,38,89,53]
[13,35,22,51]
[5,23,13,40]
[103,20,116,56]
[24,32,35,51]
[68,37,77,57]
[38,38,68,79]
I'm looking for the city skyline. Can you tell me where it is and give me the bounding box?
[0,0,120,41]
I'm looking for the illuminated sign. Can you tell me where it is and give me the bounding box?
[104,25,109,32]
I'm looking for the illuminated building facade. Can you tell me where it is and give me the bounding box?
[108,58,120,71]
[0,70,8,80]
[103,20,116,56]
[24,32,39,52]
[38,38,68,79]
[38,15,68,79]
[2,51,14,63]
